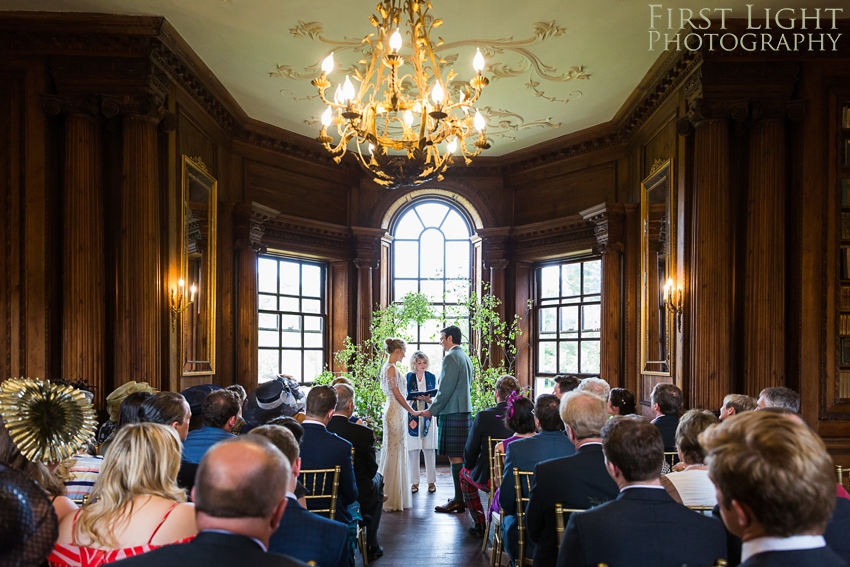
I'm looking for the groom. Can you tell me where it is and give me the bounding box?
[423,325,474,513]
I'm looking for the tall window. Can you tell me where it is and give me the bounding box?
[257,256,326,385]
[535,258,602,395]
[392,201,472,374]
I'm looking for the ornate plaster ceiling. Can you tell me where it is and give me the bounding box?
[0,0,845,155]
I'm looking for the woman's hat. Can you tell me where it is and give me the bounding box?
[0,463,58,567]
[242,377,305,429]
[105,381,157,422]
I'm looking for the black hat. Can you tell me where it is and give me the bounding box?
[242,377,304,429]
[180,384,223,417]
[0,463,58,567]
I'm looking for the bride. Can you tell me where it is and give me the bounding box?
[379,338,421,512]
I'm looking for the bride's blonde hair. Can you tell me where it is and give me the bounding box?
[385,337,406,354]
[75,422,185,548]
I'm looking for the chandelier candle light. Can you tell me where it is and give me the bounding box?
[312,0,490,190]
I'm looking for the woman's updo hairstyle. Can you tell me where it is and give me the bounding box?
[385,337,406,354]
[505,396,535,435]
[608,388,637,415]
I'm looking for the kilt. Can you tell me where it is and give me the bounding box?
[437,412,472,457]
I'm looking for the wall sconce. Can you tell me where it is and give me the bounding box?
[171,278,196,331]
[663,278,683,332]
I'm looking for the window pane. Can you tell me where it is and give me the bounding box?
[405,320,419,342]
[394,280,418,301]
[421,279,444,302]
[304,350,324,382]
[445,241,470,278]
[281,315,301,347]
[303,299,322,314]
[420,318,442,343]
[281,350,301,381]
[580,341,601,373]
[394,210,424,239]
[559,342,579,373]
[583,260,602,295]
[259,313,279,330]
[445,281,469,303]
[304,315,322,332]
[420,229,445,278]
[441,210,470,239]
[304,319,323,348]
[280,296,299,312]
[560,306,579,337]
[538,342,557,373]
[539,308,557,338]
[279,261,300,295]
[541,266,559,298]
[415,202,449,228]
[421,343,444,377]
[302,264,321,298]
[582,304,601,336]
[259,330,279,347]
[394,241,419,278]
[562,264,581,296]
[258,350,279,381]
[258,258,278,293]
[258,294,277,310]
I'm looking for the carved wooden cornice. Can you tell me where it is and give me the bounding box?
[580,202,627,254]
[351,227,387,269]
[234,202,280,253]
[509,215,598,260]
[478,227,511,269]
[234,126,358,172]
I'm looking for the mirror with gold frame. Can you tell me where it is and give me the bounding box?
[640,158,674,376]
[181,156,217,376]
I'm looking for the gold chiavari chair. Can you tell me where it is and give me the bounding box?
[553,503,586,549]
[490,450,506,567]
[299,465,341,521]
[663,451,679,469]
[837,464,845,489]
[686,504,715,516]
[513,468,535,567]
[482,436,506,554]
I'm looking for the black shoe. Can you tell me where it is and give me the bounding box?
[367,545,384,561]
[434,498,466,513]
[468,523,486,538]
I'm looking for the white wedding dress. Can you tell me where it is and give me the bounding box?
[378,362,412,511]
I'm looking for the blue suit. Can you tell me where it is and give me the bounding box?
[499,430,575,559]
[269,496,348,567]
[300,422,358,523]
[182,426,234,464]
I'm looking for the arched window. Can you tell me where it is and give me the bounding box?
[391,200,473,374]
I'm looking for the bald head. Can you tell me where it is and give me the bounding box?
[194,437,290,519]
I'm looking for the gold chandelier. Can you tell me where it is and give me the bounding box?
[312,0,490,190]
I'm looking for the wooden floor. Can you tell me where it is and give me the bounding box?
[367,463,493,567]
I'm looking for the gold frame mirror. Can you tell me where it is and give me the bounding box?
[181,155,217,376]
[640,158,674,376]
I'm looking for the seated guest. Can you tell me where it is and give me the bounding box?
[331,377,364,425]
[552,375,580,399]
[182,390,241,464]
[250,426,348,567]
[327,383,384,561]
[179,384,222,432]
[703,411,844,567]
[575,377,610,400]
[0,463,59,567]
[138,392,196,492]
[650,383,683,452]
[756,386,801,413]
[556,416,726,567]
[299,385,358,524]
[65,446,103,504]
[99,391,153,456]
[720,393,758,421]
[111,437,308,567]
[451,375,519,536]
[269,416,305,444]
[661,409,720,506]
[488,397,536,525]
[607,387,638,416]
[500,394,575,560]
[526,391,619,567]
[226,384,247,406]
[49,423,196,566]
[98,382,157,445]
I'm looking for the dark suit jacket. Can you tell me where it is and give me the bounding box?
[110,531,309,567]
[299,422,358,523]
[739,547,848,567]
[652,413,680,452]
[526,443,619,567]
[326,415,383,512]
[499,430,575,516]
[463,401,513,485]
[825,496,850,565]
[556,487,727,567]
[269,497,348,567]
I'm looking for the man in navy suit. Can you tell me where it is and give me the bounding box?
[250,424,348,567]
[556,415,726,567]
[703,411,846,567]
[298,385,358,524]
[649,383,682,452]
[526,391,619,567]
[500,394,575,560]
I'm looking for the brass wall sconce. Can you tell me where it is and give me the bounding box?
[170,278,196,331]
[663,278,683,332]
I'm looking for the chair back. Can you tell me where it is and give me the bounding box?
[299,465,341,521]
[837,464,845,488]
[663,451,679,468]
[513,468,535,566]
[553,503,586,549]
[686,504,715,516]
[492,448,506,490]
[486,437,505,483]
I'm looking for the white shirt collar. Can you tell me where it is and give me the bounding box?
[741,535,826,563]
[200,529,268,552]
[301,419,326,427]
[620,484,666,492]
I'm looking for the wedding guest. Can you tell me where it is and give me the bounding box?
[607,388,637,416]
[650,383,683,452]
[552,375,580,399]
[576,377,610,400]
[661,409,719,506]
[756,387,800,413]
[719,393,757,421]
